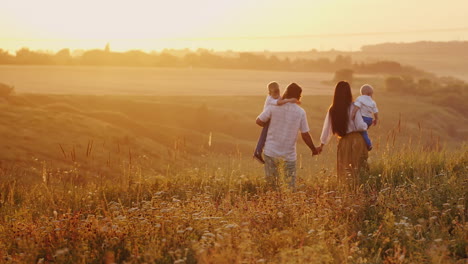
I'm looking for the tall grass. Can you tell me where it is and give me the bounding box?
[0,138,466,263]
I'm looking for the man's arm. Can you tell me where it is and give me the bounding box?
[301,132,319,155]
[256,107,272,127]
[299,111,318,155]
[256,118,267,127]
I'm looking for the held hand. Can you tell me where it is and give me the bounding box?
[373,119,378,126]
[316,144,324,155]
[315,146,323,154]
[312,148,319,156]
[312,146,322,156]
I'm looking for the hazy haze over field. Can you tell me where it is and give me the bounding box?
[0,66,334,96]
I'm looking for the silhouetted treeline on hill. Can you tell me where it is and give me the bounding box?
[361,41,468,54]
[0,47,427,76]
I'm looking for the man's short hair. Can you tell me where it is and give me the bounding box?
[360,84,374,95]
[268,81,279,93]
[283,83,302,99]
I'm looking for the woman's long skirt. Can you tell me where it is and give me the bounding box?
[337,132,369,189]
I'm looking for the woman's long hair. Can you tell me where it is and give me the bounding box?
[329,81,353,137]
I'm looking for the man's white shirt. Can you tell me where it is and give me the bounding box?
[258,103,309,161]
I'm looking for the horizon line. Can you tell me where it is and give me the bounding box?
[1,26,468,42]
[1,39,468,54]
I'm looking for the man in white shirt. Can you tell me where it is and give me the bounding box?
[256,83,319,189]
[253,82,300,164]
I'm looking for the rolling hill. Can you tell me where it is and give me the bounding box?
[1,92,466,177]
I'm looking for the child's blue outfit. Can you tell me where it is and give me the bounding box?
[361,116,373,149]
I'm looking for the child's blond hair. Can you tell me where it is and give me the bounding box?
[268,81,280,95]
[360,84,374,95]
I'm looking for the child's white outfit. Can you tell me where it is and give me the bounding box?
[264,95,279,109]
[354,95,378,119]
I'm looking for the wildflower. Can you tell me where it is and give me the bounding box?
[202,232,215,239]
[224,224,238,229]
[54,248,69,256]
[115,215,126,221]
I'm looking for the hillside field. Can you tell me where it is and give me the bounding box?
[0,65,334,96]
[1,91,466,172]
[0,66,467,263]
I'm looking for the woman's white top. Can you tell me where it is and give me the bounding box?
[320,104,368,145]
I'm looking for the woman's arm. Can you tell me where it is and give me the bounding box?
[353,108,368,131]
[320,111,333,146]
[351,104,360,120]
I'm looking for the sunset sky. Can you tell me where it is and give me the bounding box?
[1,0,468,52]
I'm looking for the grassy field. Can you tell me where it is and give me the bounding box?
[0,146,466,263]
[1,91,466,171]
[1,149,467,263]
[0,90,467,263]
[0,66,334,96]
[0,65,467,263]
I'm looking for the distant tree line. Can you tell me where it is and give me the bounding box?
[0,47,428,76]
[385,74,468,115]
[362,41,468,55]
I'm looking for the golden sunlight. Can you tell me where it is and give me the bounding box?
[0,0,467,263]
[2,0,467,51]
